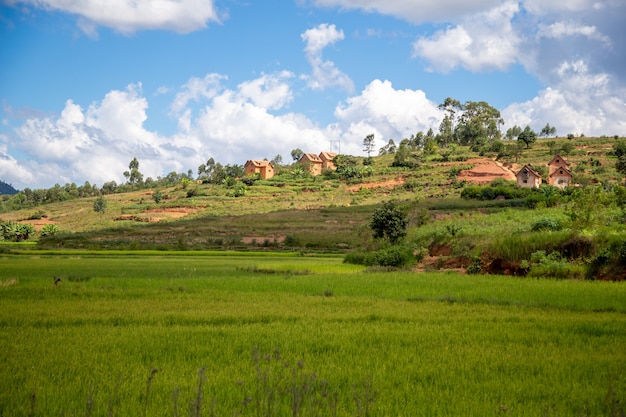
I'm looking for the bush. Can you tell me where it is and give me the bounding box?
[370,201,408,244]
[1,222,35,242]
[527,250,585,279]
[372,245,415,267]
[344,245,416,268]
[531,218,563,232]
[41,224,59,237]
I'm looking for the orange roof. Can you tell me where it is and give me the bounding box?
[300,153,322,163]
[245,160,274,167]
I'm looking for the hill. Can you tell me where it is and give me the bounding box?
[0,180,18,195]
[2,135,626,279]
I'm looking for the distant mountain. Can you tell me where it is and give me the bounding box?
[0,180,18,195]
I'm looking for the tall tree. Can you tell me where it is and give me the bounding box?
[363,134,376,157]
[455,101,503,146]
[540,123,557,137]
[123,157,143,185]
[505,125,522,140]
[518,125,537,149]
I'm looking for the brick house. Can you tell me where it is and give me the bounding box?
[244,160,275,180]
[516,164,542,188]
[547,154,572,189]
[298,153,323,176]
[318,152,337,171]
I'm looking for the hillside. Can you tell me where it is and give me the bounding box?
[0,180,18,195]
[2,136,625,278]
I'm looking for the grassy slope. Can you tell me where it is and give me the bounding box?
[0,135,623,251]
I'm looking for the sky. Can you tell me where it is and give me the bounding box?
[1,0,625,190]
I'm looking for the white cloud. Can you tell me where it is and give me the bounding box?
[309,0,500,24]
[301,24,355,92]
[412,1,521,72]
[334,79,442,150]
[171,74,226,115]
[3,74,452,188]
[502,61,626,137]
[12,0,220,35]
[9,84,201,188]
[236,71,295,111]
[0,145,36,186]
[537,21,611,45]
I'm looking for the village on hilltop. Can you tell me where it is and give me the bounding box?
[245,152,337,180]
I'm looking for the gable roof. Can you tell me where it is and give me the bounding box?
[299,153,323,163]
[548,154,570,167]
[516,164,542,178]
[318,152,336,161]
[245,159,274,168]
[549,166,572,178]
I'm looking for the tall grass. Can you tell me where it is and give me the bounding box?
[1,253,625,416]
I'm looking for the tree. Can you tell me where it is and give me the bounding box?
[505,125,522,140]
[271,155,283,166]
[123,157,143,185]
[370,201,408,244]
[540,123,557,137]
[291,148,304,162]
[93,196,107,214]
[378,139,397,156]
[518,125,537,149]
[614,141,626,178]
[363,134,376,157]
[455,101,503,146]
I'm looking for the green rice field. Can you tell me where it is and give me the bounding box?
[1,252,625,416]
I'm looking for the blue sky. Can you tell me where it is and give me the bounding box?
[1,0,625,189]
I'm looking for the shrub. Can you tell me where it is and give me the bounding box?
[527,250,585,279]
[531,218,563,232]
[372,245,415,267]
[344,245,417,268]
[41,224,59,237]
[370,201,408,244]
[1,222,35,242]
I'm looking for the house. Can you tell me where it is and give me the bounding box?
[244,160,275,180]
[547,154,572,189]
[298,153,323,176]
[318,152,337,171]
[516,164,542,188]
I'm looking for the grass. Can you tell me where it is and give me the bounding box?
[1,252,625,416]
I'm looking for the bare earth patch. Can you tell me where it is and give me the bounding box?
[142,207,201,221]
[456,158,517,184]
[347,177,405,192]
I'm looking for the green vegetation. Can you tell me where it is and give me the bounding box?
[0,253,625,416]
[1,133,626,415]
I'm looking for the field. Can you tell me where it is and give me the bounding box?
[1,252,625,416]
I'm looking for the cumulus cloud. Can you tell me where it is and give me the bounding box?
[536,21,611,45]
[334,79,442,150]
[502,61,626,137]
[2,73,450,189]
[8,84,195,188]
[412,1,521,72]
[10,0,220,36]
[301,24,354,92]
[308,0,500,24]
